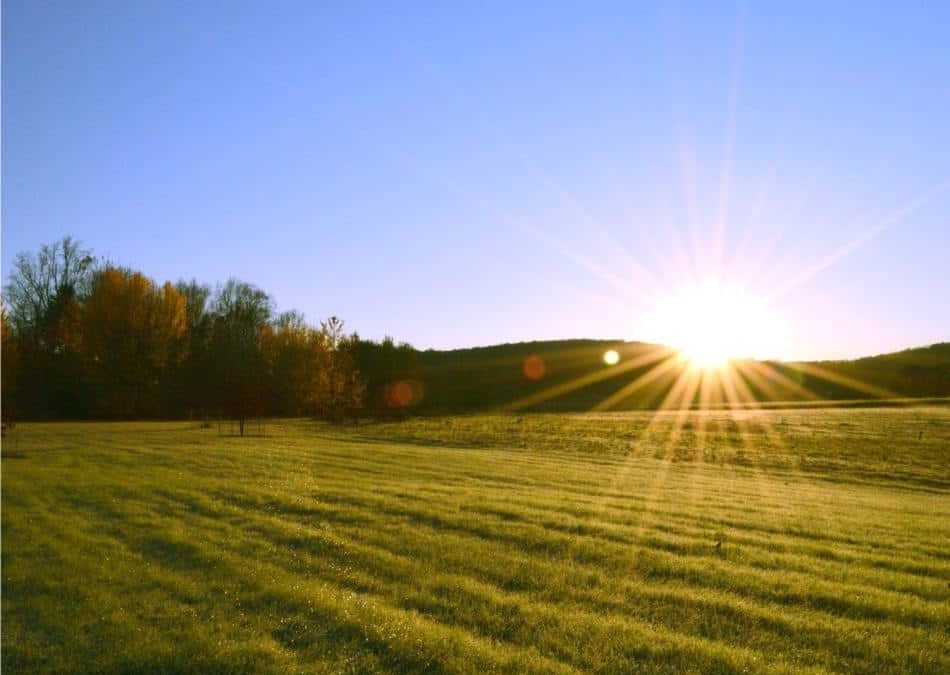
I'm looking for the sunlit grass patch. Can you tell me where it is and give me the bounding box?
[3,408,949,673]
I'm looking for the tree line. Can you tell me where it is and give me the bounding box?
[2,237,420,429]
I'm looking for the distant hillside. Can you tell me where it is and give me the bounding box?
[359,340,950,414]
[778,343,950,400]
[417,340,672,413]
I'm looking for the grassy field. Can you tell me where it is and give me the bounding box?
[3,407,949,674]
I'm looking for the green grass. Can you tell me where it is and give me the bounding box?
[3,407,949,674]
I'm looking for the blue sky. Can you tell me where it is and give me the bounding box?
[3,1,948,359]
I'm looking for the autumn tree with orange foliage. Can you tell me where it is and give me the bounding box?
[81,267,188,416]
[310,316,365,422]
[2,238,368,423]
[262,311,324,416]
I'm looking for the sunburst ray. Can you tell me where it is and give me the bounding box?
[735,360,819,402]
[507,346,672,411]
[784,361,897,400]
[591,356,683,412]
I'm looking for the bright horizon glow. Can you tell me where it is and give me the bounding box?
[645,282,788,370]
[603,349,620,365]
[3,3,949,360]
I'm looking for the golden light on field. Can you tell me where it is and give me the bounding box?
[646,282,786,371]
[602,349,620,365]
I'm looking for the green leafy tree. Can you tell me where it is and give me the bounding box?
[210,280,273,435]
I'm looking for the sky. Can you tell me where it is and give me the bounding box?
[3,1,949,360]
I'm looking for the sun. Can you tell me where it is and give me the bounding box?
[646,282,787,370]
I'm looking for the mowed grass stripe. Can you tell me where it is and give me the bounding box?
[4,411,948,674]
[278,483,948,609]
[11,486,820,672]
[231,497,943,674]
[11,428,948,608]
[77,476,946,675]
[213,468,948,601]
[106,464,950,640]
[213,481,946,632]
[6,504,580,675]
[30,427,948,622]
[354,479,949,573]
[49,489,836,675]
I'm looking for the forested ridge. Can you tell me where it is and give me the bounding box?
[0,237,400,427]
[3,237,948,425]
